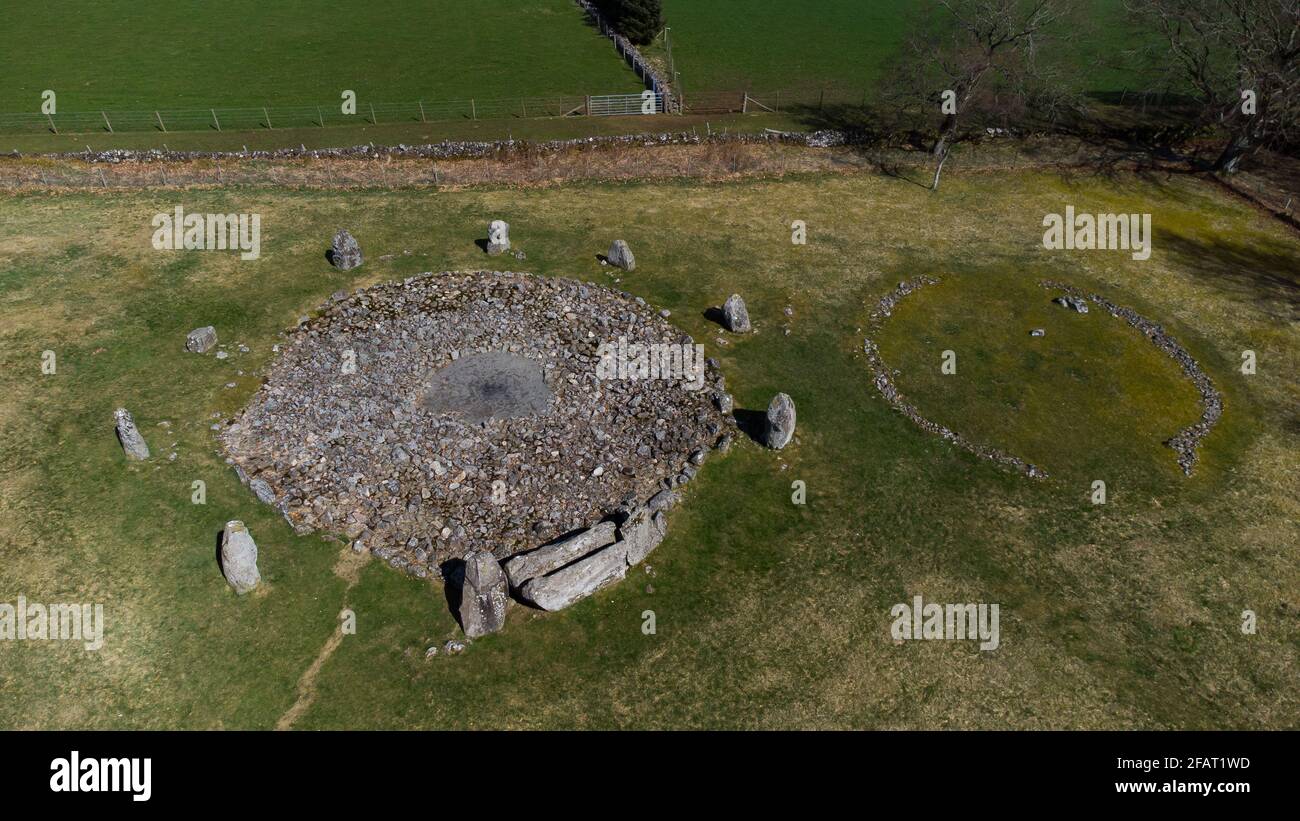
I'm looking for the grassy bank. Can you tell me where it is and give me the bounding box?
[0,166,1296,728]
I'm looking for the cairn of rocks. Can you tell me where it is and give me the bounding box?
[220,520,261,594]
[221,271,732,583]
[607,239,635,271]
[722,294,751,333]
[330,229,363,270]
[186,326,217,353]
[1040,281,1222,475]
[114,408,150,461]
[863,277,1048,479]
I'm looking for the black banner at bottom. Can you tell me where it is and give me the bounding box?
[5,730,1287,807]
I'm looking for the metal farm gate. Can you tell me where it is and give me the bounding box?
[586,92,664,116]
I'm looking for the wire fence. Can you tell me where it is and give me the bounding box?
[0,93,670,136]
[0,85,879,137]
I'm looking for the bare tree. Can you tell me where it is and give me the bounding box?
[897,0,1070,189]
[1129,0,1299,172]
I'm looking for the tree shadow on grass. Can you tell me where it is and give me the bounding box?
[1159,230,1300,323]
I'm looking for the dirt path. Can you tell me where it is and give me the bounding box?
[275,545,370,730]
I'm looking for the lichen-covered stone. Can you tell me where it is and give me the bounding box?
[330,229,363,270]
[459,550,508,638]
[220,520,261,594]
[764,393,796,450]
[114,408,150,461]
[722,294,751,333]
[186,326,217,353]
[607,239,635,271]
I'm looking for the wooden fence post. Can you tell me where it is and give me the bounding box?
[369,103,377,124]
[317,106,325,128]
[212,109,221,131]
[101,111,113,133]
[263,107,273,129]
[46,113,57,134]
[419,101,426,122]
[471,99,476,120]
[156,111,166,132]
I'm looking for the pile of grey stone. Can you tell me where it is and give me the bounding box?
[221,270,733,582]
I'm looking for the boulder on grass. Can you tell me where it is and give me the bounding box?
[607,239,635,271]
[764,392,796,450]
[185,326,217,353]
[486,220,510,256]
[722,294,751,333]
[1052,295,1089,314]
[220,520,261,594]
[458,550,509,638]
[114,408,150,461]
[330,229,363,270]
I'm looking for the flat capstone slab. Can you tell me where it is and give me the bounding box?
[421,352,552,423]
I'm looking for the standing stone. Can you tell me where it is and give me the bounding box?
[722,294,751,333]
[185,326,217,353]
[114,408,150,460]
[220,520,261,594]
[764,392,796,450]
[607,239,635,271]
[458,550,509,638]
[486,220,510,256]
[330,229,363,270]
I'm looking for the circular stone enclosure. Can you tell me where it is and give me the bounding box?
[221,271,729,579]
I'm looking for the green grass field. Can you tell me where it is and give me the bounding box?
[0,165,1296,729]
[651,0,1158,96]
[0,0,641,114]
